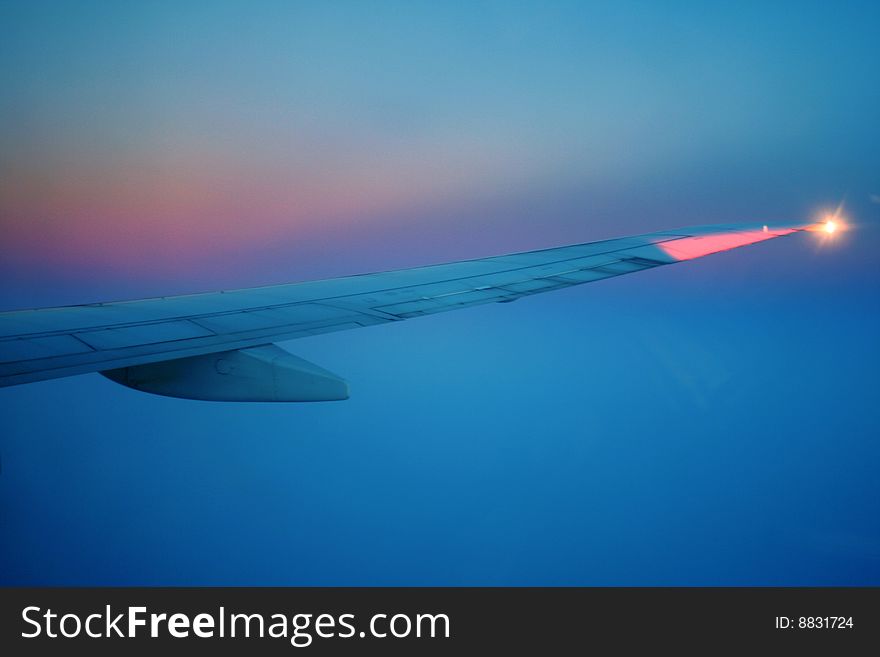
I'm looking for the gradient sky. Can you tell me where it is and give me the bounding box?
[1,1,879,585]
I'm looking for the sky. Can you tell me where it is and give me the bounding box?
[1,1,879,585]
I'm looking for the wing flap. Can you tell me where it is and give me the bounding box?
[0,334,95,364]
[75,320,215,350]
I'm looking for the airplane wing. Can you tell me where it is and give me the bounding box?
[0,220,827,401]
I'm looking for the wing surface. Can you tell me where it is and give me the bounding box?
[0,221,816,389]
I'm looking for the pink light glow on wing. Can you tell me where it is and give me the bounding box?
[657,228,798,261]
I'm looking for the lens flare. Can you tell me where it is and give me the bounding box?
[807,207,848,237]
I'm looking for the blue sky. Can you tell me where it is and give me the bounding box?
[1,1,878,584]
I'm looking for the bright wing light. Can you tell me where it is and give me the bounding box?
[807,208,847,237]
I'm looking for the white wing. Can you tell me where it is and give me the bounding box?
[0,221,817,401]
